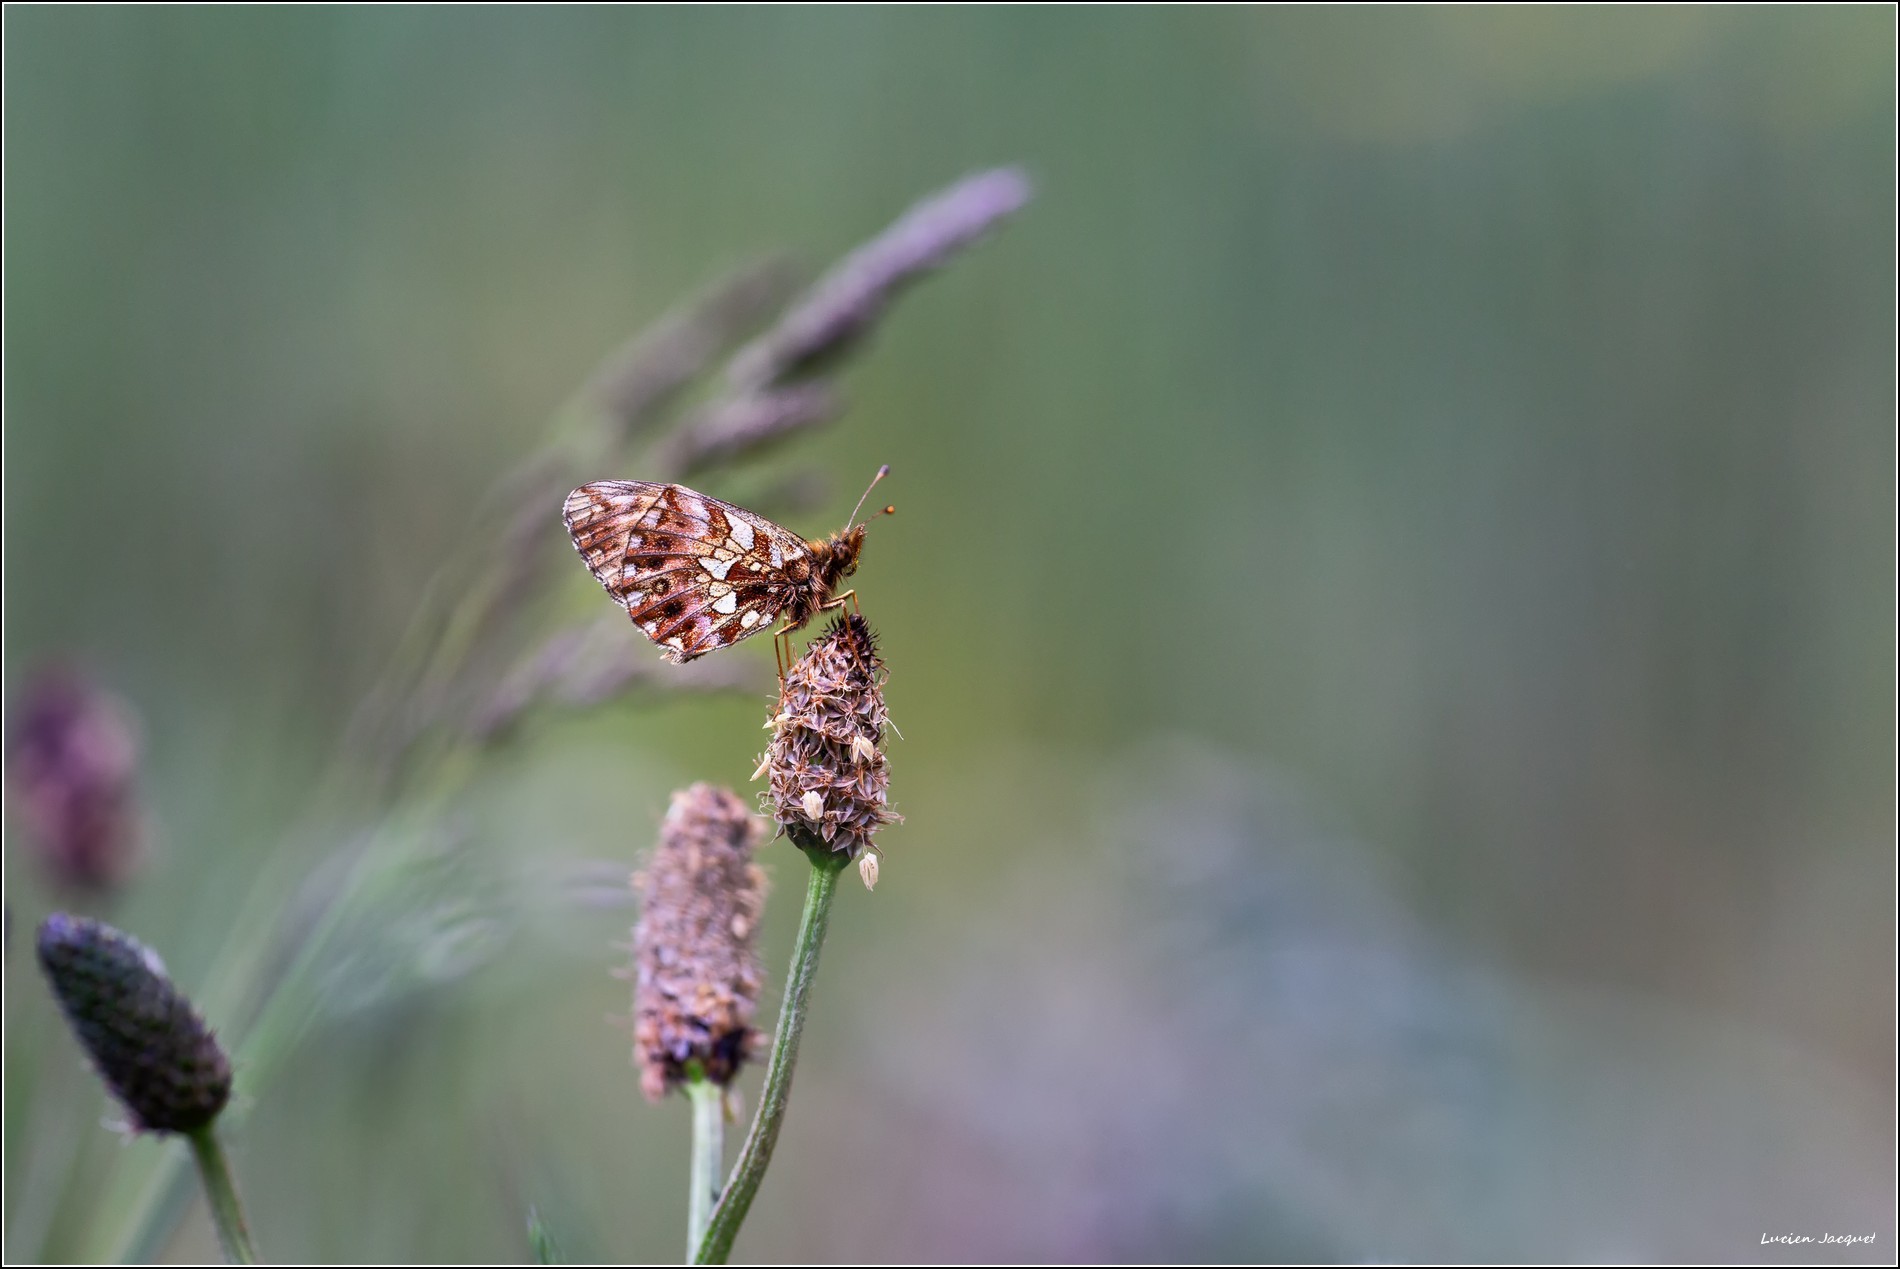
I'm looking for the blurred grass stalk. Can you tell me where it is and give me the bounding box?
[61,166,1026,1264]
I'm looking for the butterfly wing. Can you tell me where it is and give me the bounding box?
[562,480,814,663]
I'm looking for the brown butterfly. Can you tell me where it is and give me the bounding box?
[563,466,892,668]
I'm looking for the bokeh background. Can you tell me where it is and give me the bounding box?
[4,7,1893,1264]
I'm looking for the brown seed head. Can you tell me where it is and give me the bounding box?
[765,614,901,863]
[631,784,768,1102]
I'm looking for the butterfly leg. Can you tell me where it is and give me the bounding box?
[817,589,860,616]
[773,622,797,680]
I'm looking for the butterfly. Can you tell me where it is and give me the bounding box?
[563,466,892,667]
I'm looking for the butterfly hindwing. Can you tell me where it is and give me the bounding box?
[562,481,665,605]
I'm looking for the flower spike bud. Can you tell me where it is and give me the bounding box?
[36,914,231,1134]
[5,669,145,893]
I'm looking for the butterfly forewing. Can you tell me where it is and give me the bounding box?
[562,480,814,663]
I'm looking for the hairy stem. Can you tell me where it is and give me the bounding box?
[693,845,846,1264]
[686,1077,724,1260]
[186,1127,258,1264]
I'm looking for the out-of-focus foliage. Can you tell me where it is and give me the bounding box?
[4,8,1892,1263]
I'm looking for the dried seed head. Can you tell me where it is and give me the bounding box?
[765,614,902,863]
[4,669,144,893]
[35,914,231,1134]
[631,784,768,1102]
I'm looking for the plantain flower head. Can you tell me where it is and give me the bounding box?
[762,614,900,878]
[630,784,769,1102]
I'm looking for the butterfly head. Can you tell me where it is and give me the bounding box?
[817,523,869,588]
[818,465,894,588]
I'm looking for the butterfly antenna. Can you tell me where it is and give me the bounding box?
[844,464,892,531]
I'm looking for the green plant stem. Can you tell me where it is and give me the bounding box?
[693,845,846,1265]
[685,1077,724,1260]
[186,1127,258,1265]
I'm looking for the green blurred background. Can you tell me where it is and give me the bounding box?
[4,7,1893,1263]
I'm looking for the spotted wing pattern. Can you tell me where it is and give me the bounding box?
[562,481,814,663]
